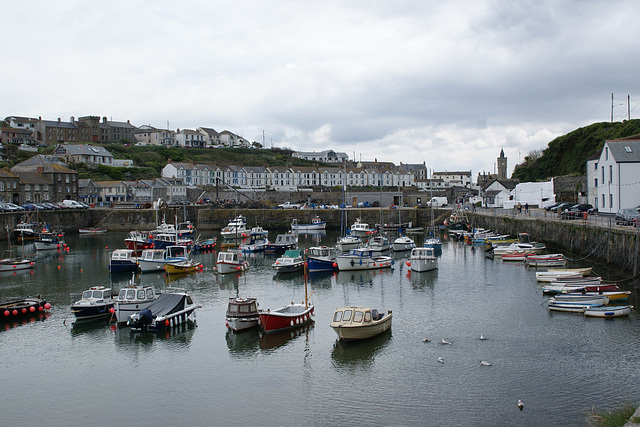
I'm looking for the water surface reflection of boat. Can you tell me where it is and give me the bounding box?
[330,329,392,367]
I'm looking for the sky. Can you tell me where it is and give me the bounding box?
[2,0,640,178]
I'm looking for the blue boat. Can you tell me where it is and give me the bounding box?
[108,249,139,273]
[423,237,442,255]
[306,246,337,272]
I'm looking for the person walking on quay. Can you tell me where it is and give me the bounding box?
[525,203,529,214]
[517,202,522,213]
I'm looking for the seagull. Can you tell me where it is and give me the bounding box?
[518,400,524,411]
[480,360,492,366]
[441,339,452,345]
[437,357,444,363]
[480,334,487,340]
[422,338,431,343]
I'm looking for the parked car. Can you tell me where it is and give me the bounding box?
[3,202,24,211]
[41,202,60,210]
[62,200,87,209]
[550,202,574,212]
[560,204,593,220]
[614,208,640,226]
[544,201,565,211]
[278,202,301,209]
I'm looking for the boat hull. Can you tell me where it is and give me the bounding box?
[0,297,49,319]
[216,261,248,274]
[226,316,260,332]
[108,260,139,273]
[332,314,392,341]
[71,303,114,321]
[336,255,393,271]
[259,304,314,334]
[164,262,203,274]
[409,258,437,272]
[307,257,337,272]
[0,259,35,272]
[584,306,632,317]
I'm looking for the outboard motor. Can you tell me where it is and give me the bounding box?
[129,308,153,329]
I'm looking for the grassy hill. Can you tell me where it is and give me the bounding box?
[512,119,640,181]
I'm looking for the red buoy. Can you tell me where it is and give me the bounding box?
[109,307,115,313]
[29,306,35,313]
[44,303,51,310]
[12,310,18,316]
[332,262,337,268]
[165,319,170,327]
[3,310,9,316]
[21,308,27,314]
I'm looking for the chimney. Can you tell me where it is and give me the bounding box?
[70,116,75,123]
[103,117,107,124]
[58,118,61,123]
[37,166,44,173]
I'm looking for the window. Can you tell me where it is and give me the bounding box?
[601,166,604,182]
[595,178,598,187]
[342,310,352,321]
[353,311,364,322]
[605,147,609,160]
[602,194,605,207]
[364,312,371,322]
[333,311,343,322]
[610,194,613,208]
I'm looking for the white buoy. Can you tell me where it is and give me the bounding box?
[518,399,524,411]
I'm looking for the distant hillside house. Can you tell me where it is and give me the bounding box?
[293,149,348,163]
[483,179,518,208]
[219,130,250,148]
[399,162,427,181]
[79,179,100,204]
[433,171,472,188]
[196,127,221,147]
[176,129,206,148]
[19,172,54,203]
[52,144,114,166]
[133,127,176,146]
[10,155,78,202]
[0,169,20,203]
[0,126,37,146]
[593,138,640,214]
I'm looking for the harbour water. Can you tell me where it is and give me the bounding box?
[1,230,639,426]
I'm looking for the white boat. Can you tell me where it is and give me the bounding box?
[407,247,437,272]
[128,288,198,332]
[240,234,270,252]
[549,277,602,286]
[0,251,35,272]
[335,234,361,252]
[492,242,546,255]
[525,254,567,267]
[541,283,620,294]
[330,306,392,341]
[78,227,107,235]
[547,300,604,313]
[226,297,260,332]
[221,215,249,239]
[108,249,139,273]
[366,235,391,252]
[551,294,609,304]
[583,305,633,318]
[350,218,375,237]
[291,216,326,231]
[336,248,394,271]
[272,250,305,274]
[114,284,158,326]
[138,246,188,273]
[70,286,115,321]
[215,250,248,274]
[34,231,64,251]
[13,222,40,241]
[249,226,268,237]
[392,235,416,252]
[535,271,584,282]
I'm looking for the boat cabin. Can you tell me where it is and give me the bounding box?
[217,251,243,264]
[117,286,156,303]
[82,286,114,301]
[411,247,436,258]
[307,246,335,258]
[111,249,137,261]
[332,307,385,325]
[226,297,258,317]
[273,233,297,246]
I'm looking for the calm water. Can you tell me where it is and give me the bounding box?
[1,229,640,426]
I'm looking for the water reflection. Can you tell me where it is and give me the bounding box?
[0,311,50,332]
[226,329,260,357]
[330,330,392,369]
[407,269,437,289]
[69,317,113,336]
[335,269,393,286]
[113,322,197,348]
[259,323,314,351]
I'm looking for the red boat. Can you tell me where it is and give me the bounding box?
[259,303,314,334]
[501,253,536,262]
[124,231,154,251]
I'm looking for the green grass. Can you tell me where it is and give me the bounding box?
[586,403,637,426]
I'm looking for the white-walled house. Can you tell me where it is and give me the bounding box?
[511,180,555,208]
[593,138,640,214]
[175,129,206,148]
[483,179,517,208]
[586,149,602,210]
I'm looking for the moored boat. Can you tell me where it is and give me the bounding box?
[240,234,270,252]
[0,251,35,272]
[34,231,64,251]
[0,297,50,319]
[108,249,139,273]
[392,235,416,252]
[525,254,567,267]
[221,215,249,239]
[335,234,362,252]
[259,303,314,334]
[124,231,153,251]
[114,284,158,326]
[265,233,298,252]
[547,299,604,313]
[70,286,115,321]
[13,222,40,241]
[272,250,304,274]
[350,218,375,237]
[536,271,584,282]
[336,248,394,271]
[291,216,326,231]
[407,247,437,272]
[226,297,260,332]
[306,246,337,272]
[423,237,442,254]
[138,246,188,273]
[330,306,392,341]
[215,250,248,274]
[78,227,108,235]
[164,259,203,275]
[128,288,198,332]
[583,305,633,318]
[541,283,620,294]
[366,235,391,252]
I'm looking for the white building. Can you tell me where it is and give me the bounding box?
[293,149,348,163]
[511,180,555,208]
[593,138,640,214]
[176,129,206,148]
[433,171,472,188]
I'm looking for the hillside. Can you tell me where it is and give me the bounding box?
[512,119,640,181]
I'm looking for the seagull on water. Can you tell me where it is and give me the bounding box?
[422,338,431,343]
[437,357,444,363]
[518,400,524,411]
[480,360,492,366]
[441,339,452,345]
[480,334,487,340]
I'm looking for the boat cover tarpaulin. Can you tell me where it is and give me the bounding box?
[146,293,186,317]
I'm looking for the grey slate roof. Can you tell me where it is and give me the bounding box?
[607,139,640,163]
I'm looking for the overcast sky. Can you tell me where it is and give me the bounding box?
[2,1,639,178]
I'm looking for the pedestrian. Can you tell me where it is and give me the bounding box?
[525,203,529,214]
[517,202,522,213]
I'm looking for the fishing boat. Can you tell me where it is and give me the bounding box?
[407,247,437,272]
[392,235,416,252]
[13,221,40,241]
[138,246,188,273]
[215,250,248,274]
[0,297,50,319]
[265,233,298,252]
[249,226,268,237]
[226,297,260,332]
[272,250,305,274]
[366,235,391,252]
[423,237,442,254]
[124,231,153,251]
[78,227,108,235]
[291,216,327,231]
[0,251,35,272]
[350,218,375,237]
[221,215,249,239]
[70,286,115,321]
[177,221,196,238]
[108,249,139,273]
[113,284,158,326]
[192,237,216,252]
[128,288,198,332]
[525,254,567,267]
[164,259,203,275]
[34,231,64,251]
[306,246,337,272]
[583,305,633,318]
[240,233,270,252]
[149,230,193,251]
[335,234,362,252]
[330,306,392,341]
[259,269,314,334]
[336,248,393,271]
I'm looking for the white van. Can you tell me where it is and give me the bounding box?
[62,200,86,209]
[427,197,448,207]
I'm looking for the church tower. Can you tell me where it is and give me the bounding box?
[497,149,507,180]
